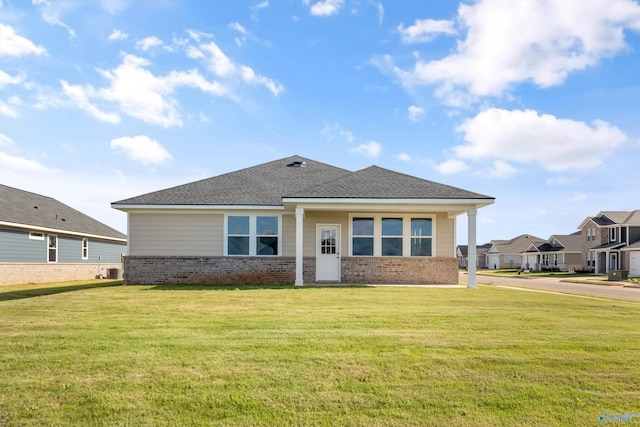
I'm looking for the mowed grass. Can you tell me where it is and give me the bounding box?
[0,282,639,426]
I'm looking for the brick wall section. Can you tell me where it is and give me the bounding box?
[124,256,458,285]
[0,263,122,286]
[340,257,458,284]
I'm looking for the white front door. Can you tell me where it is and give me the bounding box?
[316,225,341,281]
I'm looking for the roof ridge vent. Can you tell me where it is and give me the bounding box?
[287,160,306,168]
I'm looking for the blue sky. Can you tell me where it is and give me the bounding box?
[2,0,640,245]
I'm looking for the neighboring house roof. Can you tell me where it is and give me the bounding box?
[578,210,640,229]
[547,233,582,252]
[488,234,544,255]
[113,155,494,207]
[457,244,491,257]
[0,184,126,241]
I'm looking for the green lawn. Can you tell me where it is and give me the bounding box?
[1,281,639,426]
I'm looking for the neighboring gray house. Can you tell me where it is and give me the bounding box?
[456,243,491,269]
[486,234,544,270]
[0,185,127,285]
[579,210,640,276]
[112,155,494,287]
[521,233,582,272]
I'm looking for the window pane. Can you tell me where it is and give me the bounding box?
[411,219,432,237]
[228,236,250,255]
[353,218,374,236]
[411,238,432,256]
[257,236,278,255]
[228,216,250,235]
[353,237,373,256]
[382,237,402,256]
[257,216,278,235]
[382,218,403,236]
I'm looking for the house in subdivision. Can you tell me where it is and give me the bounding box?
[112,155,494,287]
[456,243,491,269]
[521,232,582,272]
[0,184,127,285]
[578,210,640,276]
[486,234,544,270]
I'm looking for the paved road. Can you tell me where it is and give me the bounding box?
[459,272,640,302]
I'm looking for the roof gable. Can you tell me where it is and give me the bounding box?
[490,234,545,254]
[289,165,492,199]
[114,155,494,206]
[0,185,126,240]
[114,156,351,206]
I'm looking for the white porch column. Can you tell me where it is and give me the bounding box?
[294,207,305,286]
[467,207,478,289]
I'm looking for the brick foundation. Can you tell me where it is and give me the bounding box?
[0,263,123,286]
[123,256,458,285]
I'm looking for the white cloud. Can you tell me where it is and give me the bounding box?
[230,22,249,46]
[376,2,384,25]
[61,80,121,123]
[110,135,172,165]
[108,29,128,41]
[196,41,236,77]
[436,158,469,175]
[0,151,51,172]
[455,108,628,172]
[408,105,425,123]
[350,140,381,158]
[0,133,14,147]
[320,123,354,143]
[60,53,226,127]
[136,36,163,52]
[0,23,47,56]
[397,19,457,44]
[394,152,412,162]
[546,176,578,186]
[0,70,26,89]
[32,0,76,37]
[568,192,588,202]
[388,0,640,106]
[252,0,269,21]
[241,66,284,95]
[309,0,344,17]
[0,100,19,118]
[485,159,516,179]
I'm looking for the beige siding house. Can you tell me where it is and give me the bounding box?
[112,156,494,286]
[486,234,544,270]
[521,233,582,272]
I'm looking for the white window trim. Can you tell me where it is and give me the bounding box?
[348,214,435,257]
[223,214,282,256]
[610,227,617,242]
[82,238,89,260]
[29,231,45,240]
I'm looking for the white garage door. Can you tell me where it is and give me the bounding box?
[487,255,500,270]
[630,252,640,277]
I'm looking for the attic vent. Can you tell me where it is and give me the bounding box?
[287,160,306,168]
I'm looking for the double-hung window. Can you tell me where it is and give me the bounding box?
[350,215,434,257]
[226,215,280,256]
[48,235,57,263]
[381,218,403,256]
[82,238,89,260]
[352,217,374,256]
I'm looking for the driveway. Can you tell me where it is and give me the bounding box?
[459,272,640,302]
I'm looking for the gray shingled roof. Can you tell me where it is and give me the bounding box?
[1,184,126,240]
[113,155,493,206]
[490,234,545,254]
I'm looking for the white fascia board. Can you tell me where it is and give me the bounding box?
[111,204,285,213]
[284,198,493,211]
[0,221,127,243]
